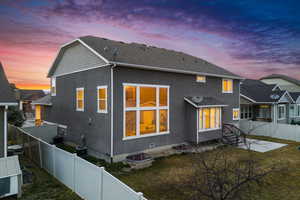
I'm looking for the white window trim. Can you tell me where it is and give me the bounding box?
[123,83,170,140]
[222,78,233,94]
[198,107,222,132]
[196,75,206,83]
[233,108,240,120]
[76,87,84,112]
[51,77,56,96]
[97,86,108,113]
[278,104,286,120]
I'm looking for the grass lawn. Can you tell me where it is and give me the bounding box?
[117,136,300,200]
[5,156,82,200]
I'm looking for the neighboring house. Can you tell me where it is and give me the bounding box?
[34,36,242,162]
[260,74,300,92]
[289,92,300,123]
[31,95,52,126]
[240,79,295,124]
[14,89,45,118]
[0,63,17,157]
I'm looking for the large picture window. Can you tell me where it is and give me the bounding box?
[198,107,221,131]
[124,84,169,139]
[198,108,221,131]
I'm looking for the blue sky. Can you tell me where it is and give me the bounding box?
[0,0,299,88]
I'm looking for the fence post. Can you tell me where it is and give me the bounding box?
[99,167,104,200]
[38,140,43,168]
[137,192,144,200]
[73,153,77,192]
[52,145,56,177]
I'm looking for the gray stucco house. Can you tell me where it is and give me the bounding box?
[35,36,242,161]
[0,63,17,158]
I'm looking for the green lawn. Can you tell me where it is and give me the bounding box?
[117,136,300,200]
[5,156,82,200]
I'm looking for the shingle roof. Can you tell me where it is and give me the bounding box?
[0,156,21,178]
[260,74,300,86]
[0,63,17,104]
[290,92,300,102]
[185,96,227,108]
[18,90,45,101]
[32,94,52,106]
[241,79,286,103]
[48,36,242,79]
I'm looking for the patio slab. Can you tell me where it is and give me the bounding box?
[238,138,287,152]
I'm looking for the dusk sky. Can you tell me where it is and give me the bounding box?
[0,0,299,89]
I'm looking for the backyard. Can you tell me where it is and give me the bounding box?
[117,136,300,200]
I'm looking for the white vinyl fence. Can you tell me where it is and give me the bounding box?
[14,127,146,200]
[240,120,300,142]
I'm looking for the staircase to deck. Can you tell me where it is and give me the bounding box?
[222,123,246,146]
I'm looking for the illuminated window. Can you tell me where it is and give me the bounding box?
[124,84,169,138]
[97,86,107,113]
[233,108,240,120]
[196,75,206,83]
[76,88,84,111]
[35,105,41,120]
[198,107,221,131]
[222,79,233,93]
[51,78,56,96]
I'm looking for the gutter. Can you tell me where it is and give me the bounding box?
[110,64,116,161]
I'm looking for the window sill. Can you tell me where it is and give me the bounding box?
[198,128,221,133]
[97,110,108,114]
[76,109,84,112]
[222,91,233,94]
[123,131,170,141]
[233,118,240,121]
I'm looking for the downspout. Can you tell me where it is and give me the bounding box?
[110,64,116,162]
[4,105,8,157]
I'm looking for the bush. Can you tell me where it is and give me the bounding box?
[7,106,25,127]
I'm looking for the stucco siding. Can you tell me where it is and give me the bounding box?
[113,67,240,156]
[0,107,4,158]
[44,67,111,157]
[53,42,107,77]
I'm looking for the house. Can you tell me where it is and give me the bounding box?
[0,63,17,157]
[14,88,45,119]
[260,74,300,92]
[31,95,52,126]
[240,79,295,124]
[34,36,242,162]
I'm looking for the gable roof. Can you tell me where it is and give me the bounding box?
[0,63,17,105]
[31,94,52,106]
[240,79,289,103]
[290,92,300,102]
[260,74,300,86]
[48,36,242,80]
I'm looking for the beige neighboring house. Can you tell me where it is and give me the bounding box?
[260,74,300,92]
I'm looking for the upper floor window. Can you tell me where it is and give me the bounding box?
[124,84,169,139]
[233,108,240,120]
[76,88,84,111]
[51,78,56,96]
[222,79,233,93]
[278,105,286,120]
[97,86,107,113]
[196,75,206,83]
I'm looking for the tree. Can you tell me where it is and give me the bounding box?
[7,106,25,127]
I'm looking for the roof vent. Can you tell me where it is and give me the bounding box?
[270,94,280,100]
[192,96,203,103]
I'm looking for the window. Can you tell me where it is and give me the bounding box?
[240,105,253,119]
[97,86,107,113]
[233,108,240,120]
[76,88,84,111]
[297,104,300,117]
[222,79,233,93]
[51,77,56,96]
[124,84,169,139]
[278,105,286,120]
[196,75,206,83]
[198,107,221,131]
